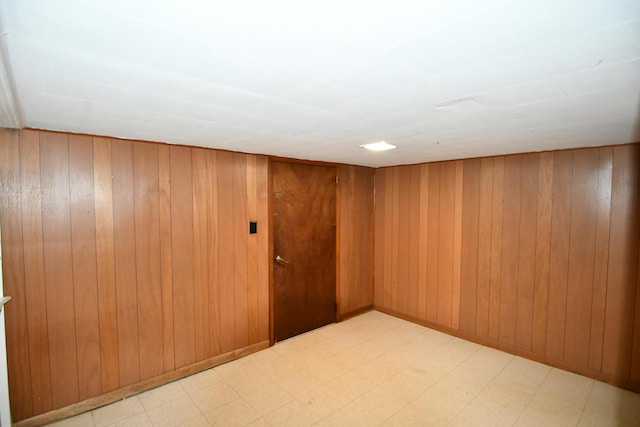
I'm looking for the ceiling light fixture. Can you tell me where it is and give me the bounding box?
[360,141,396,152]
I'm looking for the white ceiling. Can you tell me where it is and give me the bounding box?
[0,0,639,167]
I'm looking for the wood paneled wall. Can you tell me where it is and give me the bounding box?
[374,144,640,391]
[0,129,270,422]
[338,165,374,318]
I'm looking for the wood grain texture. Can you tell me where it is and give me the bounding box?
[426,163,440,323]
[475,158,493,339]
[339,165,374,317]
[489,158,504,342]
[602,144,639,377]
[216,151,237,353]
[460,158,480,334]
[588,147,612,371]
[68,135,102,399]
[247,155,260,344]
[192,148,210,360]
[170,146,196,369]
[532,152,553,355]
[372,144,640,392]
[39,132,80,408]
[407,165,421,319]
[133,142,163,379]
[232,153,249,349]
[546,150,573,361]
[111,139,140,387]
[0,128,33,420]
[515,154,538,352]
[158,144,175,371]
[93,137,120,393]
[256,156,270,343]
[272,162,336,341]
[374,168,387,307]
[206,151,222,356]
[417,164,430,321]
[499,155,521,347]
[1,130,271,422]
[18,129,53,413]
[564,149,598,367]
[396,167,411,314]
[451,161,463,330]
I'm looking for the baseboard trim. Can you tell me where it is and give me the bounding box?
[338,305,373,322]
[15,340,271,427]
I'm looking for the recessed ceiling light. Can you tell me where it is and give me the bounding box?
[360,141,397,152]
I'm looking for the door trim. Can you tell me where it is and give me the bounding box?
[268,157,340,345]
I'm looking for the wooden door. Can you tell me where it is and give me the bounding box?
[273,162,336,342]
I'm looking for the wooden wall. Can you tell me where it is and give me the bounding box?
[0,129,270,422]
[374,144,640,391]
[338,165,374,318]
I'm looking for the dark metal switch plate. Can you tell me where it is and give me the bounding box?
[249,221,257,234]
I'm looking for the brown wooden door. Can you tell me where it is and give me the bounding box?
[273,161,336,342]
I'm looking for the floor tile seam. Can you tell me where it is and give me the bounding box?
[572,379,596,427]
[242,386,296,418]
[445,354,518,426]
[512,362,555,424]
[91,396,146,427]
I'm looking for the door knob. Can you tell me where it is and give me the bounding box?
[275,255,289,264]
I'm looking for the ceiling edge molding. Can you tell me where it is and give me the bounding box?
[0,22,22,129]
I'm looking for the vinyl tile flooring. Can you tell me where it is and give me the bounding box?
[49,311,640,426]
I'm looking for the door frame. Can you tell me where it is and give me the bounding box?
[268,157,341,345]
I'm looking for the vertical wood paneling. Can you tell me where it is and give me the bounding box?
[340,165,374,316]
[39,132,80,408]
[256,156,270,342]
[0,129,33,420]
[564,149,599,367]
[426,164,440,323]
[374,168,386,307]
[2,130,274,422]
[370,144,640,393]
[68,135,102,399]
[546,150,573,360]
[602,144,639,377]
[451,161,463,330]
[93,137,120,392]
[460,159,480,334]
[217,151,236,353]
[233,153,249,349]
[532,152,553,355]
[588,147,612,371]
[111,139,140,386]
[247,155,259,344]
[488,158,504,341]
[109,140,139,384]
[407,166,421,319]
[437,162,455,327]
[515,154,538,351]
[170,146,196,368]
[19,129,52,413]
[417,164,429,321]
[476,158,493,339]
[396,167,411,314]
[383,168,394,308]
[133,143,163,379]
[390,168,400,310]
[158,145,175,371]
[499,155,522,346]
[192,148,210,360]
[206,151,222,355]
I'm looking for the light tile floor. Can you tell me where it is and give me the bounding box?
[49,311,640,427]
